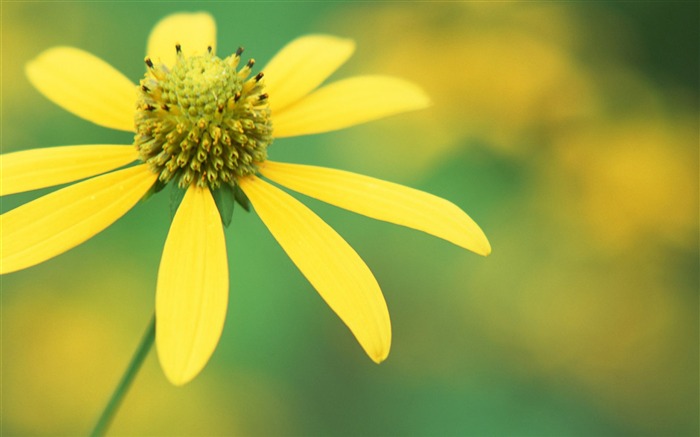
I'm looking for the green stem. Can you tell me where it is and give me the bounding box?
[90,313,156,437]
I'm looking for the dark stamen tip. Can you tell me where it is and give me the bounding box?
[162,104,170,111]
[235,47,244,57]
[234,92,242,102]
[246,59,255,68]
[258,93,269,101]
[145,104,156,111]
[141,85,150,93]
[145,58,154,68]
[175,44,182,53]
[207,46,213,54]
[255,72,264,82]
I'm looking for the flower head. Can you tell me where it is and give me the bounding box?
[136,44,272,188]
[1,12,490,385]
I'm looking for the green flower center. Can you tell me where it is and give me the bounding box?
[134,46,273,189]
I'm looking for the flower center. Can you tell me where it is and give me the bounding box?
[134,46,273,189]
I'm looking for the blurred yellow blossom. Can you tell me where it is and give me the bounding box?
[324,3,599,177]
[550,114,697,251]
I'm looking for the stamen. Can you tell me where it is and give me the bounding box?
[237,59,255,82]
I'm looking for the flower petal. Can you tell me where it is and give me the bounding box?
[147,12,216,68]
[239,176,390,363]
[260,161,491,256]
[0,165,156,275]
[272,75,430,138]
[1,145,138,196]
[156,186,228,386]
[26,47,137,131]
[263,35,355,113]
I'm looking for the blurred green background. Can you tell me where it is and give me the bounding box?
[2,2,698,436]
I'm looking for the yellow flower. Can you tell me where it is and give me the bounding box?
[1,12,490,385]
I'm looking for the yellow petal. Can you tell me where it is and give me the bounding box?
[260,161,491,256]
[273,75,430,138]
[26,47,137,132]
[1,165,156,275]
[147,12,216,68]
[263,35,355,113]
[1,145,138,196]
[156,186,228,386]
[239,176,391,363]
